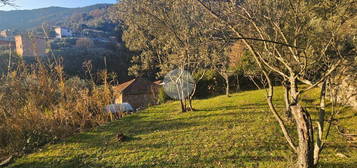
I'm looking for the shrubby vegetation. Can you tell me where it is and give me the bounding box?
[0,59,115,158]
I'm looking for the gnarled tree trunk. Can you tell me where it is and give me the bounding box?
[188,83,197,111]
[290,80,315,168]
[314,80,327,165]
[291,105,315,168]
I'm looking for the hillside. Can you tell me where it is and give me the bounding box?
[7,87,357,168]
[0,4,112,30]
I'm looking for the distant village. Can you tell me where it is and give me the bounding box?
[0,27,164,110]
[0,27,120,57]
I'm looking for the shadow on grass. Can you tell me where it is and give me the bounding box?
[65,115,199,144]
[201,103,273,112]
[319,162,357,168]
[10,155,112,168]
[224,155,285,162]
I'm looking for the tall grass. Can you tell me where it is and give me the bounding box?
[0,58,114,158]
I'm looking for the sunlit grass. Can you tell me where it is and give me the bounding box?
[8,87,357,168]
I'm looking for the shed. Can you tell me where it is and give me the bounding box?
[113,78,160,109]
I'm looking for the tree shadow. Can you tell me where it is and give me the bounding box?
[335,113,357,120]
[318,162,357,168]
[9,155,112,168]
[200,103,274,112]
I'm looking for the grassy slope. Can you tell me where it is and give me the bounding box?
[8,87,357,168]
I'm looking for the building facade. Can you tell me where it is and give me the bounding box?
[54,27,73,39]
[15,35,47,57]
[0,30,12,38]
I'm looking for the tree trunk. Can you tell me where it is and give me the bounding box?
[180,99,186,112]
[223,73,230,97]
[290,105,315,168]
[264,73,297,152]
[290,79,314,168]
[176,77,186,112]
[283,84,292,119]
[236,74,241,92]
[188,83,197,111]
[314,81,327,166]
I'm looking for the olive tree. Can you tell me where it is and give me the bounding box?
[193,0,356,167]
[110,0,227,112]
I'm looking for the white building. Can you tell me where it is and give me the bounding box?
[54,27,73,38]
[0,29,14,39]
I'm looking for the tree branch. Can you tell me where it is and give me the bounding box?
[298,60,342,95]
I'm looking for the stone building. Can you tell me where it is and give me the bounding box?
[113,78,160,109]
[15,35,47,57]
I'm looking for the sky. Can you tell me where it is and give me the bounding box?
[0,0,117,11]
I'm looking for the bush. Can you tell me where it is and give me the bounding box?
[0,60,114,158]
[157,87,169,104]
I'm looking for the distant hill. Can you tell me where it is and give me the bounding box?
[0,4,113,31]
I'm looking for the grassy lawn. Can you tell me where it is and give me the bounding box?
[7,87,357,168]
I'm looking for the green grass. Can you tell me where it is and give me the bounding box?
[7,87,357,168]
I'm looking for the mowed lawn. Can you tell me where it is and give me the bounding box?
[8,87,357,168]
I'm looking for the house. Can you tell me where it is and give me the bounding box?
[15,35,47,57]
[0,30,7,38]
[0,29,13,38]
[113,78,161,109]
[54,27,73,38]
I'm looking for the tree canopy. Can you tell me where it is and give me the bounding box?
[111,0,357,167]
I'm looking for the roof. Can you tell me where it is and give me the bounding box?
[114,79,136,93]
[153,80,163,85]
[113,78,159,95]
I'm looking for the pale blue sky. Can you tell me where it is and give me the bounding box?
[0,0,117,11]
